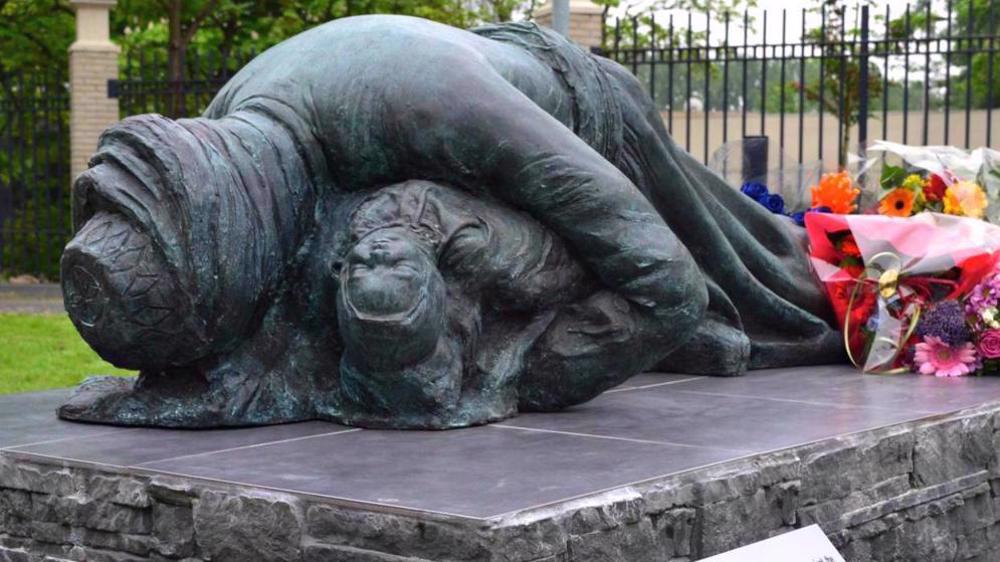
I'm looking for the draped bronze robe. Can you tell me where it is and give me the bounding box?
[60,16,842,428]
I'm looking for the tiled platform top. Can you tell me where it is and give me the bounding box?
[4,365,1000,520]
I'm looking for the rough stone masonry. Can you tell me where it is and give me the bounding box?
[3,401,1000,561]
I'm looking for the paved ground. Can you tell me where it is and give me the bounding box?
[4,364,1000,520]
[0,283,64,314]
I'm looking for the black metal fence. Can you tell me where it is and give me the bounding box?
[110,48,259,118]
[5,3,1000,279]
[0,49,254,279]
[0,71,71,280]
[601,2,1000,168]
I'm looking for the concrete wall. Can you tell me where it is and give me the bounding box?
[664,109,1000,169]
[3,403,1000,561]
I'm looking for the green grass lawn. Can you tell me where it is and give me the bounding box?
[0,313,134,395]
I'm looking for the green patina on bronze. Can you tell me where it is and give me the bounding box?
[59,16,843,429]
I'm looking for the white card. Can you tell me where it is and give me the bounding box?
[701,525,845,562]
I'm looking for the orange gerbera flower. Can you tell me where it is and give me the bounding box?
[811,171,860,214]
[879,187,916,217]
[943,181,988,218]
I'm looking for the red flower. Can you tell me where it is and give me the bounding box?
[839,237,862,258]
[924,174,948,203]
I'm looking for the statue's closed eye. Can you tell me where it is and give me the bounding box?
[394,261,421,275]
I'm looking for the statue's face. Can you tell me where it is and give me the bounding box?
[344,230,432,319]
[338,228,446,369]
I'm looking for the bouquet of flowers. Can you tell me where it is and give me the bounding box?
[806,211,1000,375]
[736,142,1000,225]
[735,141,1000,375]
[865,141,1000,222]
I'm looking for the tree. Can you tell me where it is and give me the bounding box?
[110,0,523,115]
[950,0,1000,109]
[0,0,526,277]
[134,0,221,114]
[0,1,77,280]
[885,0,1000,110]
[0,0,75,74]
[600,0,757,51]
[793,1,883,166]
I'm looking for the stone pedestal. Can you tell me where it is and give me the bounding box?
[6,367,1000,560]
[69,0,119,181]
[534,0,605,50]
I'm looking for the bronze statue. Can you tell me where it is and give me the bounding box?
[59,16,842,429]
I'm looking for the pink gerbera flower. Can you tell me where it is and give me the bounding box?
[913,336,978,377]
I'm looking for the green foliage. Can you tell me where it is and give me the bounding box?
[880,163,906,190]
[2,0,530,77]
[602,0,757,50]
[886,0,1000,110]
[112,0,520,62]
[954,0,994,37]
[0,313,135,395]
[2,0,516,278]
[108,0,530,116]
[967,53,1000,109]
[0,0,74,74]
[952,0,1000,109]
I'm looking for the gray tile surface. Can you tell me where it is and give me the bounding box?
[610,373,704,391]
[8,420,349,467]
[4,364,1000,520]
[0,390,127,448]
[140,425,733,519]
[501,382,928,453]
[673,364,1000,413]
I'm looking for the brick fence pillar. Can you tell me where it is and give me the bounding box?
[534,0,605,50]
[69,0,119,181]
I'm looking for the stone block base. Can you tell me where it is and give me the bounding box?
[4,402,1000,560]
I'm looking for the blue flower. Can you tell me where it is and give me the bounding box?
[791,206,833,227]
[740,182,769,200]
[761,193,785,215]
